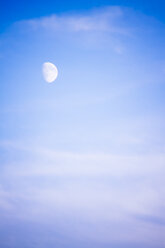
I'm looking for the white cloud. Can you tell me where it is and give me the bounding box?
[22,6,129,35]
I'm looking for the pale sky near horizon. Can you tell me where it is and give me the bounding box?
[0,1,165,247]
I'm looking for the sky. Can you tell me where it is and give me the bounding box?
[0,0,165,247]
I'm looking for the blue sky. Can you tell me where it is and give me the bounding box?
[0,1,165,248]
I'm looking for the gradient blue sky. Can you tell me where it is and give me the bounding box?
[0,0,165,248]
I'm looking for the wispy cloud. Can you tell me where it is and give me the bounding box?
[3,144,165,177]
[0,142,165,245]
[21,6,129,35]
[1,141,165,214]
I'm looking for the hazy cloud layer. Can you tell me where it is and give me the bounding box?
[0,142,165,247]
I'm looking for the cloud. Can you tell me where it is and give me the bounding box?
[12,6,135,53]
[1,142,165,219]
[6,149,165,178]
[21,6,128,35]
[0,145,165,246]
[1,140,165,177]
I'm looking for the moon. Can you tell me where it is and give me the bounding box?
[42,62,58,83]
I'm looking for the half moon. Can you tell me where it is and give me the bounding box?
[42,62,58,83]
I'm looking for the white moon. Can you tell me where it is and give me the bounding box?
[42,62,58,83]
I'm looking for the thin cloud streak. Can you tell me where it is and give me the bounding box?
[21,6,129,35]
